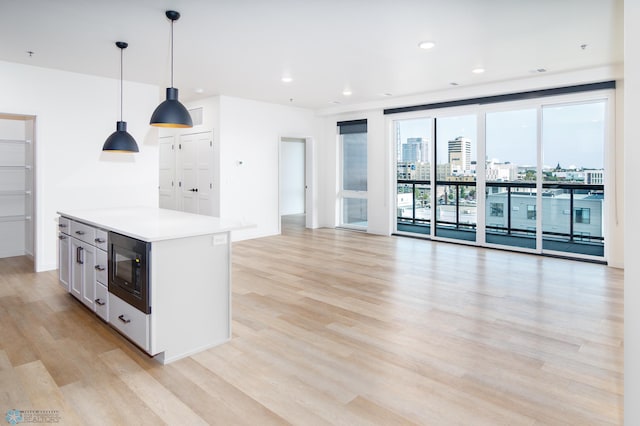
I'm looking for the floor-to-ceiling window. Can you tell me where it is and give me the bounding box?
[338,119,368,229]
[396,117,432,235]
[391,83,612,261]
[434,115,477,241]
[541,101,606,257]
[485,108,538,249]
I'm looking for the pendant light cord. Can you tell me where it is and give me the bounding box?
[120,46,124,122]
[170,18,174,88]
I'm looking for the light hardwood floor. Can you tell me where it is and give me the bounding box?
[0,218,623,425]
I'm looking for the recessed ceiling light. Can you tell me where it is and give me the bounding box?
[418,41,435,50]
[194,88,204,93]
[342,90,352,96]
[382,93,393,97]
[472,68,485,74]
[281,76,293,83]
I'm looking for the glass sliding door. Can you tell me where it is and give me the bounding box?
[338,120,368,229]
[541,101,606,256]
[485,109,538,249]
[395,117,432,235]
[388,92,609,261]
[435,115,477,241]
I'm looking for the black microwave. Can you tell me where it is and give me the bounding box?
[108,232,151,314]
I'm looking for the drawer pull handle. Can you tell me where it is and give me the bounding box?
[58,235,66,240]
[95,238,106,244]
[58,223,67,228]
[75,230,85,235]
[95,298,106,306]
[118,315,131,324]
[94,265,105,271]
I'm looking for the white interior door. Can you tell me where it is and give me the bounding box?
[158,135,176,210]
[196,135,214,215]
[178,131,213,215]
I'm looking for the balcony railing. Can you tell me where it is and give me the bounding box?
[397,179,604,255]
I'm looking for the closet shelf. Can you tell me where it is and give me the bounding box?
[0,165,30,169]
[0,139,30,144]
[0,215,27,223]
[0,190,29,196]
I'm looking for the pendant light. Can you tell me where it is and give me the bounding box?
[150,10,193,128]
[103,41,139,152]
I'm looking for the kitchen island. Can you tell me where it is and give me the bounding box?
[57,207,250,364]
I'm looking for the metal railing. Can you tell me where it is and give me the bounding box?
[397,180,604,244]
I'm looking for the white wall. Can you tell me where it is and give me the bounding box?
[624,1,639,424]
[0,60,160,271]
[218,96,320,240]
[280,139,305,215]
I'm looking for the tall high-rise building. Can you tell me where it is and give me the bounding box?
[402,137,429,162]
[448,136,472,172]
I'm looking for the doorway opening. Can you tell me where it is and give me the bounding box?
[0,113,36,264]
[279,137,309,234]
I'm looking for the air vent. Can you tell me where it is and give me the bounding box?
[188,107,203,126]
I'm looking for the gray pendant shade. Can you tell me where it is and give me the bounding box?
[150,10,193,128]
[150,87,193,128]
[103,41,139,152]
[103,121,139,152]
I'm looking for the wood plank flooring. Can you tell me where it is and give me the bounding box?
[0,217,623,424]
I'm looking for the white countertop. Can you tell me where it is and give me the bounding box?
[57,207,252,242]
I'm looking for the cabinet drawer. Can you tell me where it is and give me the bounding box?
[95,282,109,322]
[109,293,150,352]
[58,217,71,235]
[94,229,108,251]
[95,248,107,284]
[70,220,96,245]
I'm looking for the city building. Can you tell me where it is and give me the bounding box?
[448,136,472,175]
[402,137,429,162]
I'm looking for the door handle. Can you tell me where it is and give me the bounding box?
[95,298,106,306]
[76,246,84,264]
[189,188,198,192]
[94,265,105,271]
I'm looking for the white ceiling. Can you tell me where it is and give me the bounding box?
[0,0,623,110]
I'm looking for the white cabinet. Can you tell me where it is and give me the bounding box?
[95,282,109,321]
[94,247,108,322]
[61,217,108,317]
[58,217,71,290]
[70,237,96,309]
[58,232,70,290]
[109,293,150,351]
[57,207,243,364]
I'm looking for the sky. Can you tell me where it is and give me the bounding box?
[396,100,605,169]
